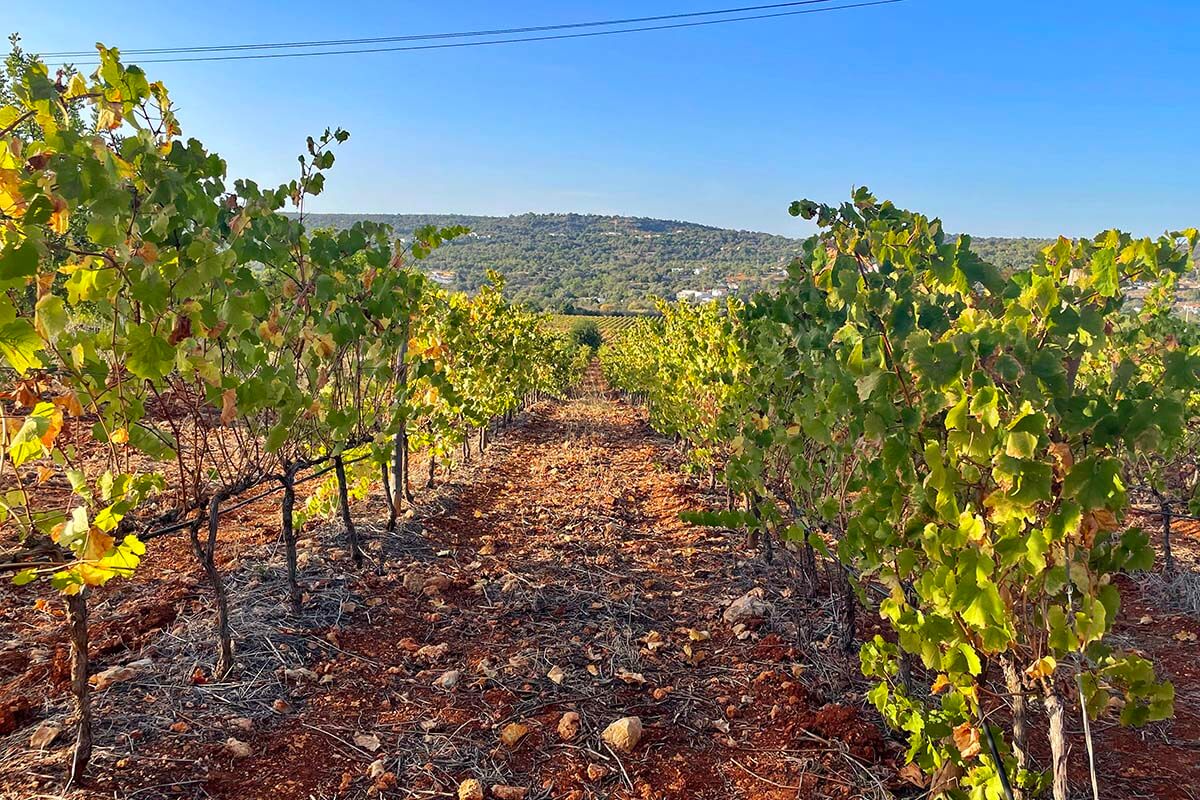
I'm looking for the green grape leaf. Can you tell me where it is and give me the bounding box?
[125,325,176,380]
[0,319,44,374]
[0,240,38,286]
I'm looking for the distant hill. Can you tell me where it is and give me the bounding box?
[969,237,1054,274]
[301,212,797,311]
[300,212,1064,311]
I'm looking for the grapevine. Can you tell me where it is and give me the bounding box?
[603,188,1198,799]
[0,45,588,777]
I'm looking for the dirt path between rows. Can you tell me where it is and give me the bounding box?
[5,389,1200,799]
[190,396,891,799]
[6,395,888,799]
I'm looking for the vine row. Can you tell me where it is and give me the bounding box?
[0,45,589,777]
[601,189,1199,800]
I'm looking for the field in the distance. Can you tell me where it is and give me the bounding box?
[545,313,652,341]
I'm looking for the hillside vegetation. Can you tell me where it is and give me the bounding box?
[304,212,1064,311]
[302,212,796,310]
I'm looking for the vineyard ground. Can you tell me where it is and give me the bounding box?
[2,386,1200,799]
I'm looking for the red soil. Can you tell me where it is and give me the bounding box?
[1,392,1197,799]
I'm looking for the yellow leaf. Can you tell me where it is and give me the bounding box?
[1091,509,1119,531]
[53,391,84,417]
[1049,441,1073,474]
[952,722,981,760]
[931,674,952,695]
[1025,655,1057,680]
[81,527,115,562]
[136,242,158,263]
[898,762,927,788]
[36,271,55,298]
[220,389,238,425]
[230,212,249,237]
[67,73,88,98]
[110,427,129,444]
[0,167,25,216]
[77,563,113,586]
[15,382,39,408]
[39,407,64,447]
[49,196,69,235]
[313,334,336,359]
[1079,513,1101,547]
[96,102,123,131]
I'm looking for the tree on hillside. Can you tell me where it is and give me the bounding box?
[570,319,603,350]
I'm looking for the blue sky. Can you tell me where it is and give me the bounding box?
[8,1,1198,237]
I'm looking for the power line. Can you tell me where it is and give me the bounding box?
[44,0,850,57]
[68,0,903,66]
